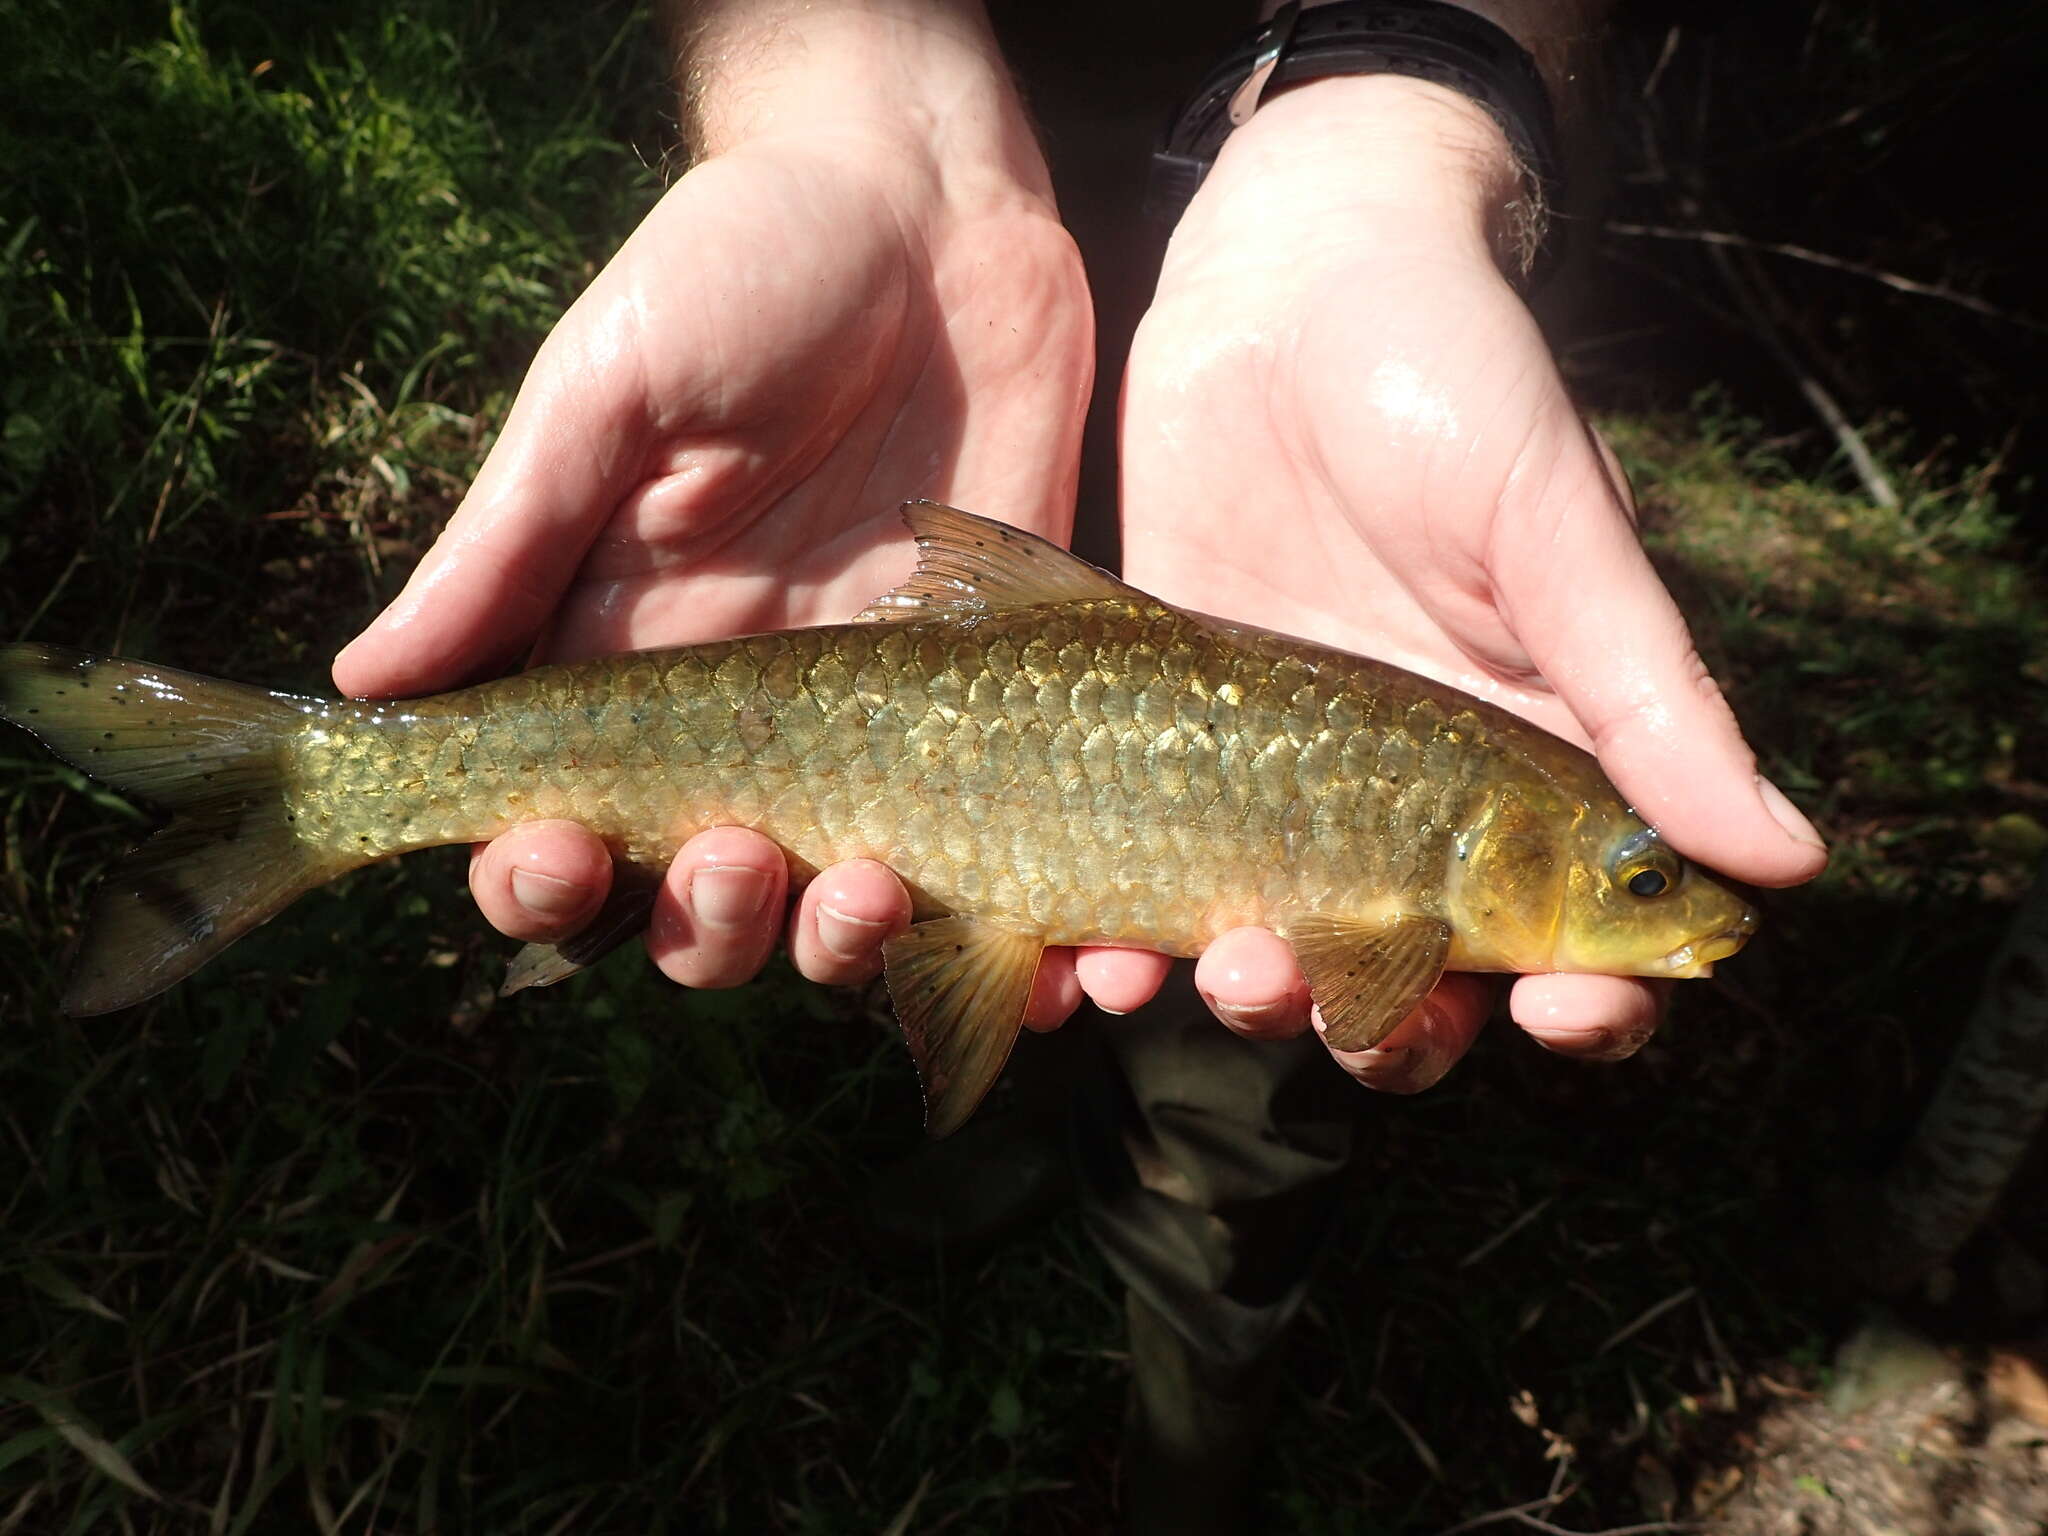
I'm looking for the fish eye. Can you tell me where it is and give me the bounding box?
[1611,832,1681,900]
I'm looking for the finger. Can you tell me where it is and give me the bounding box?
[1492,431,1827,889]
[1509,972,1667,1061]
[787,859,912,987]
[468,820,612,942]
[647,827,789,988]
[1073,947,1176,1016]
[1023,948,1086,1032]
[1322,971,1493,1092]
[1193,927,1315,1039]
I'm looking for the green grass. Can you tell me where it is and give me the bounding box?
[4,2,2045,1532]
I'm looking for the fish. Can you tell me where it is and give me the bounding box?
[0,502,1758,1135]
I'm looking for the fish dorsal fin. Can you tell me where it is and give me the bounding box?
[852,501,1145,623]
[1286,910,1453,1052]
[882,914,1045,1138]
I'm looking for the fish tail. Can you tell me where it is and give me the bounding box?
[0,643,353,1015]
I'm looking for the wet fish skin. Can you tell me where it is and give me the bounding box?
[290,607,1512,952]
[0,503,1760,1135]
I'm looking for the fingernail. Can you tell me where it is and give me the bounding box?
[1593,1026,1652,1062]
[1757,775,1825,850]
[1557,1027,1618,1058]
[817,903,887,962]
[1543,1026,1641,1061]
[690,866,770,930]
[1202,993,1296,1033]
[511,867,587,917]
[1353,1044,1456,1094]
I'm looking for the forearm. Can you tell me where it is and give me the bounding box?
[1255,0,1614,107]
[1200,2,1618,284]
[664,0,1044,193]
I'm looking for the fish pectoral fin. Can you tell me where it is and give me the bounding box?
[500,865,663,997]
[852,502,1147,622]
[882,915,1044,1140]
[1288,911,1453,1053]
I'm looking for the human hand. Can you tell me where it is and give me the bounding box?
[332,3,1093,997]
[1113,76,1827,1088]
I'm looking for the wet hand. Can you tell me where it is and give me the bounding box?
[1111,77,1827,1085]
[332,8,1092,997]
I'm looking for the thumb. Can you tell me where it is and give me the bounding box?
[331,262,665,700]
[1492,436,1827,889]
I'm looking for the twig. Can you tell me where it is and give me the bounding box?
[1634,119,1897,508]
[1598,1284,1698,1356]
[1639,25,1681,101]
[1460,1195,1556,1269]
[1512,1516,1702,1536]
[1605,223,2045,333]
[1371,1387,1445,1482]
[1434,1489,1578,1536]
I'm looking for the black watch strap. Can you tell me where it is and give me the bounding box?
[1147,0,1564,287]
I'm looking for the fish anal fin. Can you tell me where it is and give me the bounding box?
[1287,911,1453,1053]
[500,864,663,996]
[852,502,1146,623]
[881,914,1043,1139]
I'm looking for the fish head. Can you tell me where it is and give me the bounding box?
[1550,806,1760,979]
[1446,783,1758,979]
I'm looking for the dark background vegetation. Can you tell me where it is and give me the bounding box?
[1,0,2043,1530]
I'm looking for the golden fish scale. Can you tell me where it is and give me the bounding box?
[283,600,1509,950]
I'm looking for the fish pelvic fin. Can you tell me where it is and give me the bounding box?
[882,914,1043,1139]
[1288,910,1453,1053]
[501,865,663,996]
[0,643,350,1016]
[852,502,1147,622]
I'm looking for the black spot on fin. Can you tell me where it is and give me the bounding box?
[852,502,1147,623]
[1287,910,1452,1052]
[0,643,350,1015]
[500,865,662,995]
[881,913,1043,1138]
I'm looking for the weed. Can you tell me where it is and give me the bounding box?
[3,1,2044,1531]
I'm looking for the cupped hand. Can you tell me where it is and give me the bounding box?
[1111,77,1827,1088]
[332,67,1094,995]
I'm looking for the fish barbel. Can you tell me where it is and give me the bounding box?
[0,503,1758,1133]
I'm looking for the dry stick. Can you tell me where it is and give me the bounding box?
[1459,1194,1556,1269]
[1635,118,1897,508]
[1703,238,1898,508]
[1597,1284,1697,1356]
[1435,1489,1579,1536]
[1372,1387,1446,1482]
[1511,1516,1702,1536]
[1604,223,2045,333]
[1436,1486,1702,1536]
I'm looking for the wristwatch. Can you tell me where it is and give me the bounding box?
[1147,0,1564,287]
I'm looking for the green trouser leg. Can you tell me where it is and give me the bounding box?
[1072,967,1358,1533]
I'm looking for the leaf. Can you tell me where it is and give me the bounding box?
[0,1374,160,1502]
[604,1023,655,1115]
[21,1259,123,1322]
[650,1189,691,1250]
[987,1383,1023,1439]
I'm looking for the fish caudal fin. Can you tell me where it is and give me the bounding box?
[882,915,1043,1139]
[0,644,347,1015]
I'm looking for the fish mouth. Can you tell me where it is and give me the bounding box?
[1657,906,1761,979]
